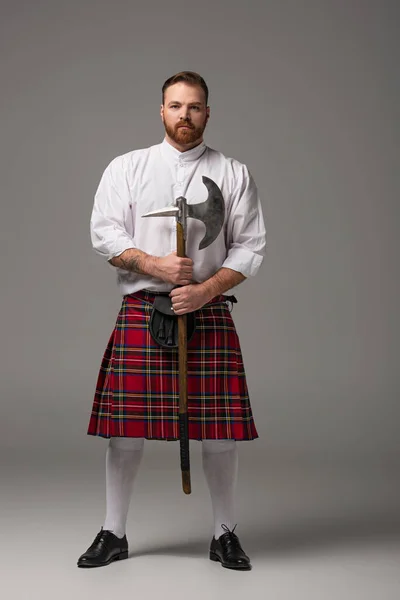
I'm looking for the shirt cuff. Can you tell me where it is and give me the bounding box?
[92,236,136,262]
[222,247,264,277]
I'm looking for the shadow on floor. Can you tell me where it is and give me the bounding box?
[129,510,400,559]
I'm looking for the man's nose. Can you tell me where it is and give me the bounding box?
[179,107,190,120]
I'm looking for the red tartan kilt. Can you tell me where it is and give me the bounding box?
[87,290,258,441]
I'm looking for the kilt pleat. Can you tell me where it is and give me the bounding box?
[87,291,258,441]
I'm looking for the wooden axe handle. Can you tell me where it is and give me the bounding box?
[176,222,191,494]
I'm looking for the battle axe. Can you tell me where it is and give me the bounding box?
[142,176,224,494]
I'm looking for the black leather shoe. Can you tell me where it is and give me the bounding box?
[77,528,129,568]
[209,524,252,570]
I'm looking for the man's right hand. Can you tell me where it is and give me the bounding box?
[154,251,193,286]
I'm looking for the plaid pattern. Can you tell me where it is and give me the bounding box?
[87,290,258,441]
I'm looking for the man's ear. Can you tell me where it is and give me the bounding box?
[160,104,164,121]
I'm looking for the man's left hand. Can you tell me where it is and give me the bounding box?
[169,284,210,315]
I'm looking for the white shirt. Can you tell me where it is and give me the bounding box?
[90,138,266,295]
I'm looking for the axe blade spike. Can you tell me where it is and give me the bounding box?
[142,205,179,218]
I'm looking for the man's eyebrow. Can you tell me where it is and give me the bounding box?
[167,101,203,106]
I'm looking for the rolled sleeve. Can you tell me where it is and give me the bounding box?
[222,165,266,277]
[90,155,136,261]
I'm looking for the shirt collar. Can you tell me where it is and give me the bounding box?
[160,137,207,163]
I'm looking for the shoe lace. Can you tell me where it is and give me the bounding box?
[89,529,111,553]
[220,523,242,551]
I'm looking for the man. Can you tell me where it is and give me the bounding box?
[78,71,266,571]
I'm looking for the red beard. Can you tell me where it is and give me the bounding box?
[164,118,207,145]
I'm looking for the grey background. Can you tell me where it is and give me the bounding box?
[1,1,399,598]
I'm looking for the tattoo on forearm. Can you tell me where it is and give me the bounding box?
[119,255,144,274]
[109,250,149,274]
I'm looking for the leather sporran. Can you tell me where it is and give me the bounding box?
[149,294,196,349]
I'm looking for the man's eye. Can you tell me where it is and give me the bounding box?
[191,106,200,110]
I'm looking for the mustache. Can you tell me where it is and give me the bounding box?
[176,122,194,129]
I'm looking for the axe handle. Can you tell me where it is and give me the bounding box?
[177,222,191,494]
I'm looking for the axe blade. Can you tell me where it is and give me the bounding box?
[187,176,225,250]
[141,177,224,250]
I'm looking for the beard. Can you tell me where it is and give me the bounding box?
[163,117,207,145]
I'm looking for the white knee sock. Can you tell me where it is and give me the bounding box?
[103,437,144,538]
[202,439,238,539]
